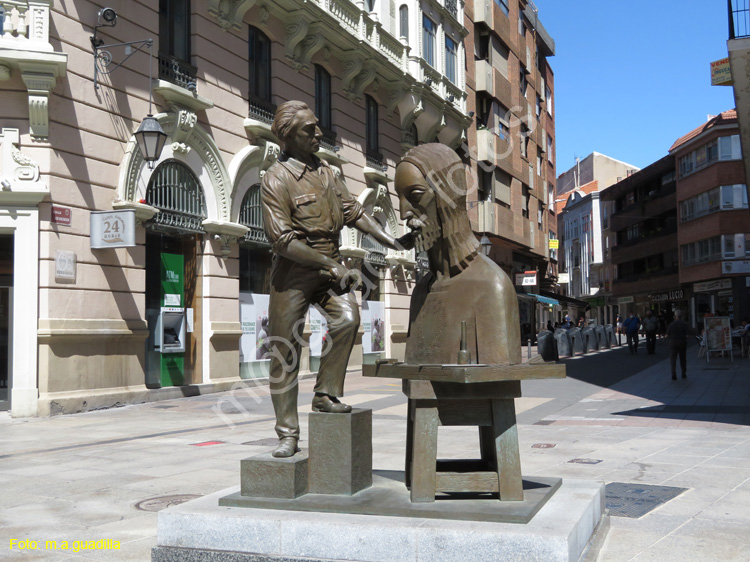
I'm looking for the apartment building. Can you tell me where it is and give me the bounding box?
[463,0,557,331]
[0,0,470,416]
[670,110,750,327]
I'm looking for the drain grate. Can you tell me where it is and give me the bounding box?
[605,482,687,518]
[134,494,201,512]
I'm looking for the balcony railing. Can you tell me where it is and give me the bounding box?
[158,54,197,91]
[320,126,337,152]
[248,95,277,125]
[365,147,386,171]
[729,0,750,38]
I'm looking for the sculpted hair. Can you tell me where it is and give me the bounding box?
[272,101,310,143]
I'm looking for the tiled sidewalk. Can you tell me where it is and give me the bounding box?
[0,347,749,561]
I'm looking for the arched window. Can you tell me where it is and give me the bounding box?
[146,160,206,232]
[249,25,274,122]
[239,184,268,245]
[399,5,409,40]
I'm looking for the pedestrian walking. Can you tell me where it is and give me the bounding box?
[623,312,641,354]
[616,313,623,345]
[667,310,689,380]
[642,310,659,354]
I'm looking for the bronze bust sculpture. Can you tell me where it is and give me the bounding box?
[394,143,521,365]
[261,101,413,458]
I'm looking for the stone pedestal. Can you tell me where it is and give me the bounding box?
[308,408,372,495]
[240,451,308,499]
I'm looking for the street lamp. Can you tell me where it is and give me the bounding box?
[91,8,167,168]
[480,234,492,256]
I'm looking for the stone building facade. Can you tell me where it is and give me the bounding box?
[0,0,471,416]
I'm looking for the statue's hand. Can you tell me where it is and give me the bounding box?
[326,264,358,293]
[395,231,417,251]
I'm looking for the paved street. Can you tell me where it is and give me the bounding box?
[2,338,750,561]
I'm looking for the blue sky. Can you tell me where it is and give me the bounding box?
[531,0,737,173]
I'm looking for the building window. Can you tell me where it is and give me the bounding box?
[681,236,722,266]
[399,5,409,39]
[547,134,554,163]
[521,185,530,218]
[445,36,458,84]
[146,160,206,233]
[536,94,542,117]
[476,31,489,61]
[159,0,194,88]
[545,85,553,116]
[422,14,436,67]
[315,65,332,130]
[478,168,492,201]
[518,10,526,37]
[249,26,272,103]
[721,184,749,209]
[519,64,528,99]
[679,134,741,178]
[365,95,381,165]
[494,0,509,16]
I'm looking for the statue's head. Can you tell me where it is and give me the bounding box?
[395,143,480,269]
[272,101,321,157]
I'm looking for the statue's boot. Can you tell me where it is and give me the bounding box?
[271,436,299,458]
[312,394,352,413]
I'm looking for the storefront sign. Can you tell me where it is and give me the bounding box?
[722,260,750,275]
[90,210,136,249]
[694,279,732,292]
[548,239,559,249]
[239,293,271,363]
[51,205,72,226]
[54,250,76,282]
[649,289,684,302]
[618,296,634,305]
[515,271,537,287]
[557,272,569,284]
[362,300,385,354]
[710,57,732,86]
[365,251,387,266]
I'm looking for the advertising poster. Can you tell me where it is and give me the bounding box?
[704,317,732,352]
[309,306,328,358]
[362,301,385,354]
[239,293,271,363]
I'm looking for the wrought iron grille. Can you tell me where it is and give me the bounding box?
[320,126,338,152]
[146,161,206,233]
[248,94,277,124]
[158,54,198,90]
[366,148,386,170]
[729,0,750,38]
[239,184,269,245]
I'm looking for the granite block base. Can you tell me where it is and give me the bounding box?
[153,473,606,562]
[240,451,308,499]
[308,408,372,495]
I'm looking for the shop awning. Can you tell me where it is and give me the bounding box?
[539,290,590,308]
[527,293,560,306]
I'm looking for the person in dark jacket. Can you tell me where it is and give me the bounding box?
[642,310,659,354]
[666,310,689,380]
[623,312,641,354]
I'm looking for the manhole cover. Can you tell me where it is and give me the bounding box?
[569,458,603,464]
[532,443,556,449]
[134,494,201,512]
[243,438,281,446]
[605,482,687,518]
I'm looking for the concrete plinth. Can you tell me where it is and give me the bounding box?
[308,408,372,495]
[240,451,308,499]
[152,474,606,562]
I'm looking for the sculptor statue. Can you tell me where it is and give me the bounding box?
[261,101,413,458]
[394,143,521,365]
